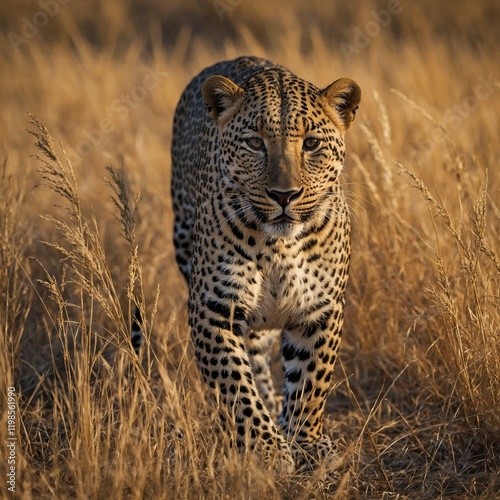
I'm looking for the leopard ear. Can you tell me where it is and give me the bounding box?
[202,75,244,125]
[321,78,361,131]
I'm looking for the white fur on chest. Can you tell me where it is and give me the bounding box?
[247,253,312,332]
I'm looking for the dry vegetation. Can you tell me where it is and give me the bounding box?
[1,0,499,498]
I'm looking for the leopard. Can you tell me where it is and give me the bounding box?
[170,56,361,473]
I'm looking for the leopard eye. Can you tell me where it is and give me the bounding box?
[303,137,320,151]
[245,137,265,151]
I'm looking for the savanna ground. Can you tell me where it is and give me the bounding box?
[1,0,499,498]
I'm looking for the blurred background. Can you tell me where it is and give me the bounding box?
[2,0,498,230]
[1,1,499,497]
[2,0,499,169]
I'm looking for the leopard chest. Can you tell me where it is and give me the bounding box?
[193,199,350,335]
[247,242,329,332]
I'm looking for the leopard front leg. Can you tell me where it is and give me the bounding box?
[246,328,282,416]
[278,302,344,470]
[189,292,295,474]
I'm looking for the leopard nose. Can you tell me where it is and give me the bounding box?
[265,187,304,209]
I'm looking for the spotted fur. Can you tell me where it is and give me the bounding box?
[171,56,361,472]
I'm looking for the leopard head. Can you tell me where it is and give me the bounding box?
[202,68,361,236]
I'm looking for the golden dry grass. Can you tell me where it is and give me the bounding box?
[1,0,499,498]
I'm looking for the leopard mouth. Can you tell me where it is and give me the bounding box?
[270,213,295,224]
[251,206,302,227]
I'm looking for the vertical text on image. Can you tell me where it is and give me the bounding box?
[6,387,16,493]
